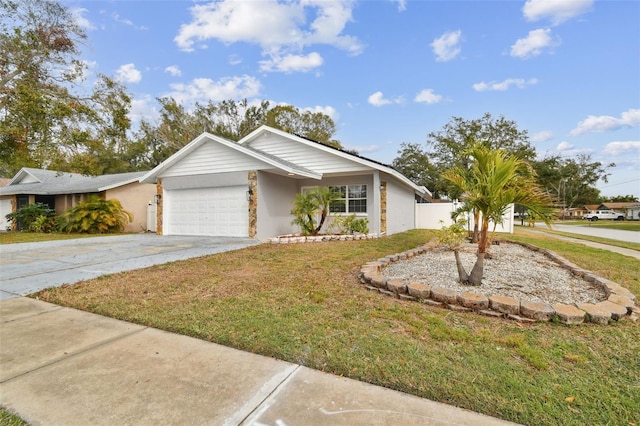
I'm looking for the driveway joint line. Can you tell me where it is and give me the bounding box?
[236,364,301,425]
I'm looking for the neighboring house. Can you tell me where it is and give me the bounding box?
[596,202,640,220]
[140,125,431,241]
[559,206,588,219]
[0,168,156,232]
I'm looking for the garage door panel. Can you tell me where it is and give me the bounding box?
[165,186,248,237]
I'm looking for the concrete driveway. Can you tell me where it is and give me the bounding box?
[0,234,259,300]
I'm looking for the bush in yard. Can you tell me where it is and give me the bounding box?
[290,187,342,235]
[332,214,369,234]
[57,196,132,233]
[4,203,56,232]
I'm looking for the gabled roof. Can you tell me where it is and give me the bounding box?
[0,167,148,196]
[239,125,431,197]
[139,132,322,183]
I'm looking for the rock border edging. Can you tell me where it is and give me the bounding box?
[358,241,638,325]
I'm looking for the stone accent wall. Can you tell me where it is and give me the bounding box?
[358,241,637,325]
[380,181,387,235]
[156,178,163,235]
[10,195,17,231]
[248,171,257,238]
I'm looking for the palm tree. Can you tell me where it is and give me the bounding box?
[290,187,343,236]
[442,143,552,285]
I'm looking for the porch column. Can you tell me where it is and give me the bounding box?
[248,171,257,238]
[156,178,163,235]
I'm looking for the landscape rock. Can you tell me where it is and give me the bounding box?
[430,287,458,304]
[607,294,635,313]
[457,292,489,310]
[489,295,520,315]
[520,300,555,321]
[386,279,407,294]
[553,304,585,325]
[407,282,431,299]
[576,303,611,325]
[596,300,629,321]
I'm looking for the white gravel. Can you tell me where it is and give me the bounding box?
[383,242,607,305]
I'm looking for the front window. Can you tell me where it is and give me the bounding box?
[330,184,367,213]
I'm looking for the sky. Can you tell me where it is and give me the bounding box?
[66,0,639,198]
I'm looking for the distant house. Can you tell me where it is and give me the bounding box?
[559,206,589,219]
[597,202,640,220]
[0,168,156,232]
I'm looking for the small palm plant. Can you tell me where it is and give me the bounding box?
[290,187,343,235]
[442,143,552,285]
[57,196,133,233]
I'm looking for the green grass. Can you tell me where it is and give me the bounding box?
[519,225,640,251]
[0,232,124,245]
[555,220,640,232]
[0,409,28,426]
[33,230,640,426]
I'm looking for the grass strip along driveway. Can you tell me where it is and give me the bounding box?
[34,230,639,426]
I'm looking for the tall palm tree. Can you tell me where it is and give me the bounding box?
[442,143,552,285]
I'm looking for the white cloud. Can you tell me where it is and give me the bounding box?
[129,95,159,124]
[302,105,340,122]
[72,8,95,30]
[556,141,593,156]
[557,141,574,151]
[165,75,262,105]
[164,65,182,77]
[473,78,538,92]
[530,130,554,143]
[115,63,142,83]
[260,52,324,73]
[391,0,407,12]
[510,28,558,59]
[603,141,640,156]
[228,54,242,66]
[368,91,403,107]
[174,0,361,73]
[414,89,443,104]
[570,109,640,136]
[431,30,462,62]
[523,0,593,26]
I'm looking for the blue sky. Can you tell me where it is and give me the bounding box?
[68,0,639,197]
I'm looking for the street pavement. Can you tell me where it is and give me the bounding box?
[547,223,640,244]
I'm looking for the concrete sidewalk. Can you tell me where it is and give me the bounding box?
[1,297,518,426]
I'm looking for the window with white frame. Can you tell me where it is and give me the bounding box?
[329,184,367,213]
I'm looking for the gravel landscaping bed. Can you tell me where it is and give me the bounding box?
[383,242,607,305]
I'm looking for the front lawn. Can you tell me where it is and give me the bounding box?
[34,230,640,426]
[0,232,123,245]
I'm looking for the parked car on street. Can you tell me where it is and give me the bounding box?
[583,210,625,221]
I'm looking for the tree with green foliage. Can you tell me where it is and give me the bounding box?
[425,113,535,199]
[600,194,638,203]
[532,154,614,208]
[4,202,55,231]
[442,143,552,286]
[57,196,132,233]
[391,143,438,197]
[1,0,137,176]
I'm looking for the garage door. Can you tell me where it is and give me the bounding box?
[164,186,249,237]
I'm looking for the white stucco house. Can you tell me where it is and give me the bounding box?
[140,125,431,241]
[0,168,156,232]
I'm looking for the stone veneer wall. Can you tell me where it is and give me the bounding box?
[358,241,637,325]
[380,181,387,235]
[156,178,163,235]
[248,171,257,238]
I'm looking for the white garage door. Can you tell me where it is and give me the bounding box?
[0,198,12,231]
[164,186,248,237]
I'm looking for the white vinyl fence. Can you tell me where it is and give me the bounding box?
[415,202,514,234]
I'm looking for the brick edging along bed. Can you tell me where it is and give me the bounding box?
[358,241,637,325]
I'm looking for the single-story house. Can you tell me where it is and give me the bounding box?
[0,168,156,232]
[594,202,640,220]
[140,125,431,241]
